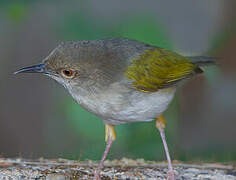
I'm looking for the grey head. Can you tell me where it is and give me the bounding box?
[15,38,153,93]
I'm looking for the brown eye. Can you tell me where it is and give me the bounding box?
[61,69,75,78]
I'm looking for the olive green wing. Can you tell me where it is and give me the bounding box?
[125,48,202,92]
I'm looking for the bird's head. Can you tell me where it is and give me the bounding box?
[14,42,106,91]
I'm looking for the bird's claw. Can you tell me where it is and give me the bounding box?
[167,170,175,180]
[93,173,101,180]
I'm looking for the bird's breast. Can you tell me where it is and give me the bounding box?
[69,83,176,125]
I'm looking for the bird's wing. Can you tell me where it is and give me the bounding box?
[125,48,202,92]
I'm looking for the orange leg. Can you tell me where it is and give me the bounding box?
[94,124,116,180]
[156,115,175,180]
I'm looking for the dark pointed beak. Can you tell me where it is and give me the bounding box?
[14,64,47,75]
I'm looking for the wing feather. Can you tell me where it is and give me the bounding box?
[125,48,202,92]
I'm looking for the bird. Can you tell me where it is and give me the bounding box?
[15,38,216,180]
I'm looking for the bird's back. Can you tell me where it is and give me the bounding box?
[92,38,203,92]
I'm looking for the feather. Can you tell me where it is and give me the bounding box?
[126,48,203,92]
[186,56,218,66]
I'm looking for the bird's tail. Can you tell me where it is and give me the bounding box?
[187,56,218,66]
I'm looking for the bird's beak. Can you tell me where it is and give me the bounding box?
[14,64,47,74]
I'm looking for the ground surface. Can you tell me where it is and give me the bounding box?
[0,158,235,180]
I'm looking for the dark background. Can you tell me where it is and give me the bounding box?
[0,0,236,162]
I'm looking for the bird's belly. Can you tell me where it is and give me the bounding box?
[96,87,176,125]
[71,86,176,125]
[108,88,175,124]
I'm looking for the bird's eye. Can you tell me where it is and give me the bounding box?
[61,69,75,78]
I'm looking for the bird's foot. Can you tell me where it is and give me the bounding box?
[93,171,101,180]
[167,170,175,180]
[93,125,116,180]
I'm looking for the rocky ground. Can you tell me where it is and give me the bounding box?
[0,158,235,179]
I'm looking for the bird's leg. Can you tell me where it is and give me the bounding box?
[94,124,116,180]
[156,115,175,180]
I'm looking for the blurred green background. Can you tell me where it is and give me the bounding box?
[0,0,236,162]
